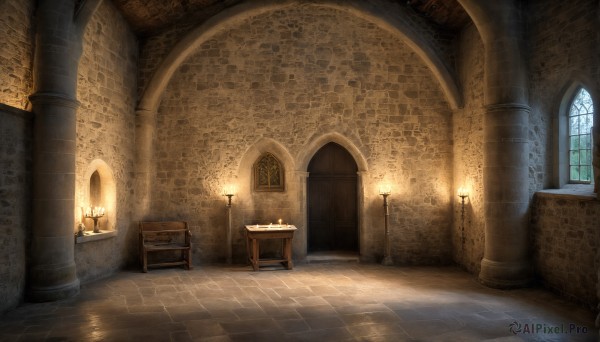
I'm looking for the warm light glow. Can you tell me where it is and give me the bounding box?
[379,185,392,195]
[85,205,105,217]
[457,187,469,198]
[222,185,236,196]
[278,219,282,226]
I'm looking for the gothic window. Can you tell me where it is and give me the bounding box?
[253,153,284,192]
[568,88,594,183]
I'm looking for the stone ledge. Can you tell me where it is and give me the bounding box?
[75,230,117,244]
[536,187,597,201]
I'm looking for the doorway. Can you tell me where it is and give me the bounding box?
[307,142,358,253]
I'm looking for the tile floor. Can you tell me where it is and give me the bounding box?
[0,262,596,341]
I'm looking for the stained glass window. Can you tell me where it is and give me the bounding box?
[568,88,594,183]
[254,153,284,191]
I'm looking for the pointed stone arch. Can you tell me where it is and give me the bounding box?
[555,77,598,189]
[297,132,368,173]
[80,159,117,232]
[298,132,371,260]
[137,0,462,114]
[237,137,295,196]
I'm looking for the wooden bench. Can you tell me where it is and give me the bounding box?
[139,221,192,272]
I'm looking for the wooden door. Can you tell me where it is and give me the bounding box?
[308,143,358,252]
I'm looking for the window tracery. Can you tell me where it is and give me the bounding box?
[253,153,284,192]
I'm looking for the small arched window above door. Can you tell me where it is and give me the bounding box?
[253,152,284,192]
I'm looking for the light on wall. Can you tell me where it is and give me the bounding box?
[222,185,236,207]
[379,185,393,266]
[222,185,236,264]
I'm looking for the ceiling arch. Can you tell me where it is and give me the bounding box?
[137,0,464,113]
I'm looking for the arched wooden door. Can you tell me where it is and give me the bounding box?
[308,142,358,252]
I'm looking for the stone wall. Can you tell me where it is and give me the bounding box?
[0,0,34,110]
[528,0,599,309]
[153,5,453,264]
[0,104,31,314]
[136,1,459,104]
[452,24,485,273]
[531,192,599,308]
[75,1,138,283]
[529,0,599,192]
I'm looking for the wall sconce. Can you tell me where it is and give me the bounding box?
[222,185,236,264]
[457,187,468,253]
[84,205,105,233]
[379,185,393,266]
[222,185,235,207]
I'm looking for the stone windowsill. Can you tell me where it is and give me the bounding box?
[536,185,597,201]
[75,230,117,244]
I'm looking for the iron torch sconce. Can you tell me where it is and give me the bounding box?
[457,187,469,252]
[222,186,236,264]
[379,186,393,266]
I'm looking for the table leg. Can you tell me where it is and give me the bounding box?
[251,238,259,271]
[284,237,293,270]
[246,233,251,264]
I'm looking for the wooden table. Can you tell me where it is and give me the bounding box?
[245,225,297,271]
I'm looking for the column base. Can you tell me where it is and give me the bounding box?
[479,258,532,289]
[28,278,80,302]
[28,262,80,302]
[381,255,393,266]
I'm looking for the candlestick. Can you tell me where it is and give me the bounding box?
[381,191,393,266]
[84,205,105,233]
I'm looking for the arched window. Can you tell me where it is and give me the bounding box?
[568,88,594,183]
[253,152,284,192]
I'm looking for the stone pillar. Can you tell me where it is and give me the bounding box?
[294,171,309,260]
[479,104,531,287]
[459,0,532,287]
[28,0,101,301]
[134,108,156,220]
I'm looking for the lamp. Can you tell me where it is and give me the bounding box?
[223,185,235,207]
[222,185,236,264]
[457,187,468,253]
[379,185,393,266]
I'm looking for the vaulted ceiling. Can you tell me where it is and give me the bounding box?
[110,0,471,37]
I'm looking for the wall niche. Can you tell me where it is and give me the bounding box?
[76,159,117,243]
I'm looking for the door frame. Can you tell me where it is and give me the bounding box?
[297,134,368,259]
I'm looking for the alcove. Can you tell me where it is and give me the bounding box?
[75,159,117,243]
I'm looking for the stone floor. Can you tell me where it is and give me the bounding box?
[0,262,596,341]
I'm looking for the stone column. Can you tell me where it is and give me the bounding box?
[134,108,156,220]
[28,0,102,301]
[294,171,309,260]
[459,0,532,287]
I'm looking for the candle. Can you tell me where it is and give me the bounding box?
[278,219,282,226]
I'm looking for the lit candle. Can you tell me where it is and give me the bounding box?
[379,185,391,195]
[457,187,468,198]
[278,219,282,226]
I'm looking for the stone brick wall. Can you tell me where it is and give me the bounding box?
[0,0,34,110]
[75,1,138,283]
[136,1,458,104]
[452,24,485,274]
[529,0,599,192]
[153,6,453,264]
[531,192,599,308]
[0,104,31,314]
[528,0,599,309]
